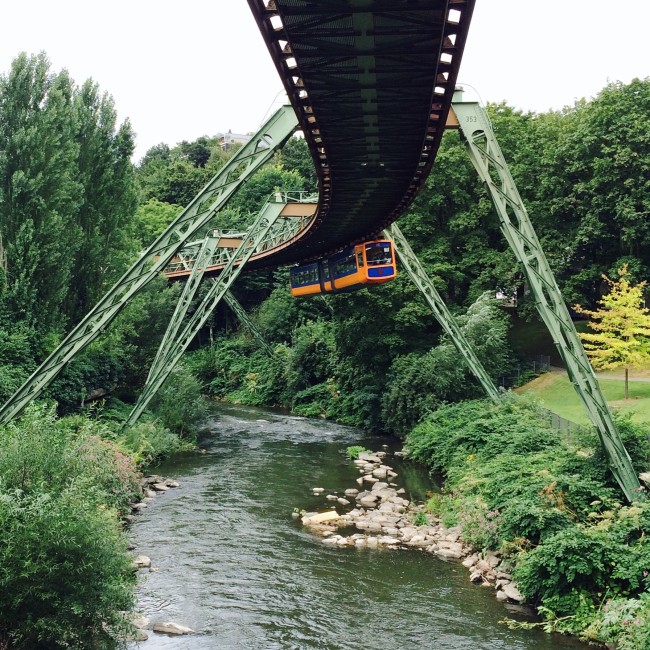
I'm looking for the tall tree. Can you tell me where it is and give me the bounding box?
[0,52,82,331]
[574,265,650,399]
[67,79,137,321]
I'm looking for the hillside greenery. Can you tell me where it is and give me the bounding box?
[0,47,648,647]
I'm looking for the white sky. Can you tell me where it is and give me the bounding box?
[1,1,648,162]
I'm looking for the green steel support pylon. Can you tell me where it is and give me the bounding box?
[384,224,500,402]
[126,232,219,429]
[223,291,274,357]
[452,98,642,502]
[0,106,298,425]
[124,198,287,426]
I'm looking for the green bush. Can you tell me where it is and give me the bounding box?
[404,394,650,646]
[149,363,207,439]
[0,405,140,647]
[345,445,371,460]
[0,488,134,649]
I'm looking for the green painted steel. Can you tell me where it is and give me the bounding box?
[223,291,274,357]
[385,224,500,403]
[452,99,642,502]
[125,233,220,428]
[124,198,287,426]
[0,106,298,425]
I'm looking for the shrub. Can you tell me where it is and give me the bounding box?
[0,405,139,648]
[0,488,134,649]
[345,445,371,460]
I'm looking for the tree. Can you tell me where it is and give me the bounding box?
[0,52,82,331]
[574,265,650,399]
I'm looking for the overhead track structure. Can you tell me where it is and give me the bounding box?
[246,0,475,267]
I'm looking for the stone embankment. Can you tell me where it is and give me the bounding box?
[299,450,525,606]
[128,475,195,642]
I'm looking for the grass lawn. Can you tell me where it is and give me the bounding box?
[516,368,650,425]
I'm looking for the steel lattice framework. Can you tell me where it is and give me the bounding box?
[246,0,475,266]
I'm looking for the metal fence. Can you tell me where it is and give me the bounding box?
[498,354,551,388]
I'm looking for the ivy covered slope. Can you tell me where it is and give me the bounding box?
[405,397,650,648]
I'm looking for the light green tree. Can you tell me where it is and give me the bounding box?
[574,265,650,399]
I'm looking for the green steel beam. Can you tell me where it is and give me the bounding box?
[124,198,287,426]
[144,232,219,394]
[0,106,298,425]
[452,98,642,502]
[384,224,500,402]
[223,291,274,357]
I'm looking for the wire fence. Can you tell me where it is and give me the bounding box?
[538,406,583,436]
[498,354,551,388]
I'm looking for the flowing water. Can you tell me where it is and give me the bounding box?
[129,403,589,649]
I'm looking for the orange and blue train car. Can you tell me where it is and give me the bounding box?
[290,239,396,297]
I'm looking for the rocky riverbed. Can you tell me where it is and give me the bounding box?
[127,475,195,642]
[299,449,526,607]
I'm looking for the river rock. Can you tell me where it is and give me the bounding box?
[359,496,379,508]
[496,589,510,602]
[501,582,525,603]
[326,494,338,501]
[302,510,340,526]
[312,487,325,494]
[165,480,180,488]
[152,483,169,492]
[344,489,359,496]
[358,452,382,463]
[133,555,151,569]
[337,498,351,506]
[153,622,194,635]
[132,615,150,629]
[462,553,479,568]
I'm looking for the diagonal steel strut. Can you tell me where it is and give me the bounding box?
[452,97,642,502]
[124,198,287,427]
[0,106,298,425]
[223,291,274,357]
[385,223,500,402]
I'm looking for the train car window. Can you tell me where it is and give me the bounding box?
[290,264,318,287]
[357,251,364,268]
[365,243,393,265]
[332,253,356,278]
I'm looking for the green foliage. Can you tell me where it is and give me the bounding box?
[585,593,650,650]
[574,264,650,398]
[149,363,207,439]
[345,445,371,460]
[383,293,512,436]
[405,395,650,645]
[0,488,134,649]
[412,511,429,527]
[0,52,137,332]
[0,405,142,647]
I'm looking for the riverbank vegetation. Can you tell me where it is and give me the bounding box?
[405,396,650,648]
[0,47,648,647]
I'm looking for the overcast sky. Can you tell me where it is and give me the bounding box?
[1,1,648,162]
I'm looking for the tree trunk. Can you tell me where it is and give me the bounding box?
[625,367,629,400]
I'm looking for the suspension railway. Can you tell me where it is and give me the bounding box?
[0,0,643,502]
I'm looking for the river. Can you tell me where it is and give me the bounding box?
[129,403,589,649]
